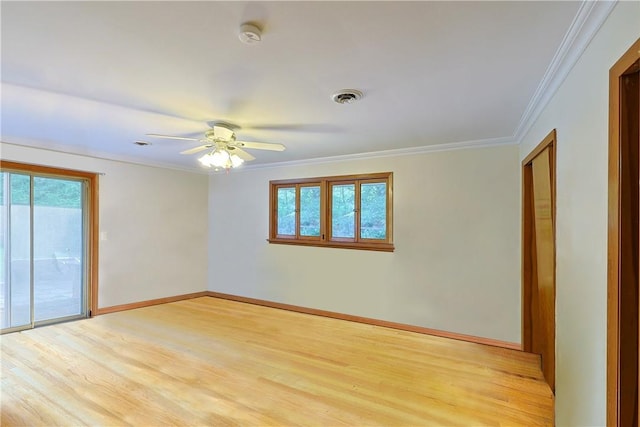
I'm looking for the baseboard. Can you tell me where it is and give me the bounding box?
[94,290,521,350]
[206,291,522,351]
[94,291,210,316]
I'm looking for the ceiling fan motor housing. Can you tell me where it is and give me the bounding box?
[206,124,235,141]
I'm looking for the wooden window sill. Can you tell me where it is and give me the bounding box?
[267,238,395,252]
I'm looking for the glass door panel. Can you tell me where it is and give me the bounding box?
[1,172,33,329]
[33,177,84,322]
[0,172,6,328]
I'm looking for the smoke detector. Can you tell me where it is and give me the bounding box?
[239,23,262,44]
[331,89,363,104]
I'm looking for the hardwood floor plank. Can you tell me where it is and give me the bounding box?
[1,297,553,425]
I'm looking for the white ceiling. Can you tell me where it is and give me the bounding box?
[1,1,586,172]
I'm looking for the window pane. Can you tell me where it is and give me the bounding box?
[360,182,387,239]
[300,186,320,237]
[277,187,296,236]
[331,184,355,239]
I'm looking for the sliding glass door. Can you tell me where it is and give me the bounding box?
[1,168,91,332]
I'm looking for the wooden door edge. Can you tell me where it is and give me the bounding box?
[607,37,640,427]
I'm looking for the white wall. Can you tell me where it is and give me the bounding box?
[208,144,521,343]
[1,143,209,308]
[519,2,639,424]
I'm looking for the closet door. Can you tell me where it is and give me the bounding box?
[522,131,556,392]
[530,146,555,391]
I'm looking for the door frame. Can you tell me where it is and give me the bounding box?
[522,129,557,391]
[0,160,99,327]
[607,38,640,427]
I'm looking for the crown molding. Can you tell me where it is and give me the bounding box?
[3,135,518,175]
[513,0,617,142]
[0,140,206,175]
[239,136,517,172]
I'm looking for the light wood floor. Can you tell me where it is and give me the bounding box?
[1,297,553,426]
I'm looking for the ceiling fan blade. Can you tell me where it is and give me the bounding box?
[229,147,255,161]
[146,133,200,141]
[235,141,286,151]
[247,123,343,133]
[180,145,212,155]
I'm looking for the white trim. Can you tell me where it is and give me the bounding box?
[0,140,205,175]
[513,0,617,142]
[238,136,517,171]
[4,136,518,174]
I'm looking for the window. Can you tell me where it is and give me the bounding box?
[269,172,393,251]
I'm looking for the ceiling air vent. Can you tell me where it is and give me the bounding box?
[331,89,363,104]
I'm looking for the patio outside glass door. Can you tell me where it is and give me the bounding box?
[1,171,88,332]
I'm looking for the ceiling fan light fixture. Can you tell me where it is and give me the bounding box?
[198,152,214,167]
[212,149,230,165]
[198,148,244,170]
[230,154,244,168]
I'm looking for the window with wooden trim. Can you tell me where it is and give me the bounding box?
[269,172,393,251]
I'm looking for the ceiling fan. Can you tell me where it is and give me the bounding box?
[147,122,285,169]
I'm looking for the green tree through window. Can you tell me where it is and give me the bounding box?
[331,184,355,238]
[360,182,387,239]
[300,186,320,237]
[0,173,81,208]
[277,187,296,235]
